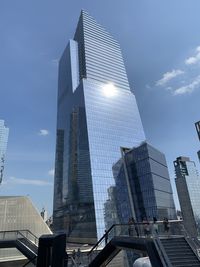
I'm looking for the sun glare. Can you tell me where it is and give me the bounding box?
[103,83,117,97]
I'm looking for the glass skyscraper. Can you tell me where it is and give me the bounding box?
[53,10,145,242]
[0,120,9,184]
[195,121,200,162]
[108,142,176,230]
[174,156,200,237]
[195,121,200,141]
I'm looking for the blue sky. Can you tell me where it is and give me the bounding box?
[0,0,200,215]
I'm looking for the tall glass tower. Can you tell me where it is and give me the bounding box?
[53,10,145,243]
[174,156,200,237]
[195,121,200,141]
[0,120,9,184]
[109,142,176,230]
[195,121,200,162]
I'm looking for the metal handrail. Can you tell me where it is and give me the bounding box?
[0,229,38,240]
[69,255,78,267]
[22,255,37,267]
[0,229,39,246]
[88,220,185,257]
[181,226,200,260]
[0,230,39,266]
[17,231,38,246]
[88,221,150,256]
[153,237,173,267]
[87,219,200,266]
[19,229,39,241]
[172,221,200,257]
[87,223,124,256]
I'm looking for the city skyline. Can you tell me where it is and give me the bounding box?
[1,0,200,215]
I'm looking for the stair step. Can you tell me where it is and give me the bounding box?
[164,248,193,253]
[162,241,187,244]
[161,242,189,247]
[163,245,190,249]
[160,238,200,266]
[170,258,199,263]
[161,240,185,242]
[169,254,197,259]
[162,241,189,245]
[173,263,200,267]
[161,241,189,247]
[164,250,192,254]
[167,252,194,257]
[163,245,191,249]
[162,239,186,243]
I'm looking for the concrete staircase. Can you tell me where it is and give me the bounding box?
[161,237,200,267]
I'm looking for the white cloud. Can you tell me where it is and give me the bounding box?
[185,46,200,65]
[156,69,184,86]
[196,46,200,52]
[153,45,200,96]
[38,129,49,136]
[166,86,172,91]
[173,75,200,95]
[4,176,53,186]
[48,169,54,176]
[185,56,198,65]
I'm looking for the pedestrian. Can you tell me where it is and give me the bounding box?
[133,217,139,237]
[72,249,76,261]
[104,229,108,244]
[153,217,159,236]
[128,217,134,236]
[143,218,150,237]
[163,217,170,236]
[128,217,139,237]
[76,248,81,265]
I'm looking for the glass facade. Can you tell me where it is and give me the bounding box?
[110,142,176,228]
[0,120,9,184]
[174,157,200,236]
[198,150,200,163]
[195,121,200,141]
[53,10,145,242]
[195,121,200,163]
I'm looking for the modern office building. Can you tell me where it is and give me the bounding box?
[195,121,200,141]
[174,156,200,236]
[0,120,9,184]
[198,150,200,163]
[53,10,145,242]
[108,142,176,228]
[195,121,200,162]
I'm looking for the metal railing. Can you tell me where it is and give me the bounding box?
[68,255,78,267]
[22,255,37,267]
[153,237,173,267]
[88,220,186,263]
[184,234,200,260]
[0,229,39,246]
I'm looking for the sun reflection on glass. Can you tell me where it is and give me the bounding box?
[103,83,117,97]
